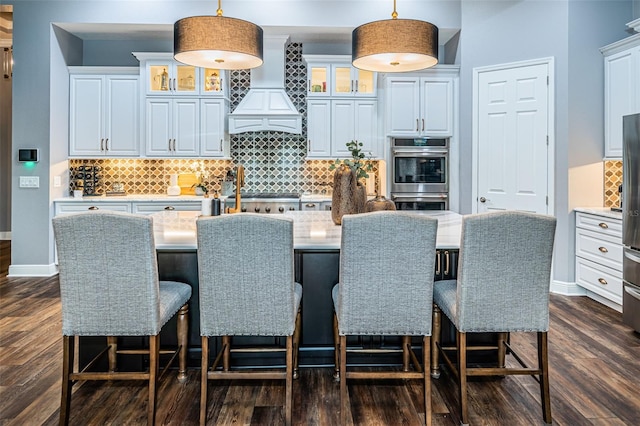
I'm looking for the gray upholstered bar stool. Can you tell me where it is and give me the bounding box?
[52,211,192,426]
[432,211,557,425]
[196,214,302,426]
[332,211,438,426]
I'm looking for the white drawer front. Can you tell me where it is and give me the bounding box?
[575,256,623,304]
[55,202,131,215]
[576,228,623,270]
[576,212,622,238]
[133,202,202,214]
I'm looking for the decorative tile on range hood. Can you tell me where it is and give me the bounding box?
[229,35,302,135]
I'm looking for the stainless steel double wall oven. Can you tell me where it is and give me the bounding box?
[390,137,449,210]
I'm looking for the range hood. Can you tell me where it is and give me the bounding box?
[229,35,302,134]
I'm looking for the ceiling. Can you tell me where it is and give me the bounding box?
[56,22,458,45]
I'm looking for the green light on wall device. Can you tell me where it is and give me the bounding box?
[352,0,439,72]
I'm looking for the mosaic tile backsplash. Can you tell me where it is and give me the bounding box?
[604,160,623,208]
[69,42,376,196]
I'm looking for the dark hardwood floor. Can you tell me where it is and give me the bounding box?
[1,248,640,425]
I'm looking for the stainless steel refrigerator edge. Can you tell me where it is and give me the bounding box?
[622,113,640,333]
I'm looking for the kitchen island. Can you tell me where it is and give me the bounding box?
[146,210,463,368]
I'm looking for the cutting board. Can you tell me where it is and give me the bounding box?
[178,173,198,195]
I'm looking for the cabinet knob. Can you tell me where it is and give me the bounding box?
[598,278,608,285]
[480,197,487,203]
[164,206,175,210]
[598,222,609,229]
[306,203,316,208]
[598,246,609,253]
[88,206,99,210]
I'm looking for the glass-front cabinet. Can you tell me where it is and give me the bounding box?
[134,52,228,97]
[303,55,377,98]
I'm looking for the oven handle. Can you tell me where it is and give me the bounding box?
[392,149,448,156]
[391,194,448,201]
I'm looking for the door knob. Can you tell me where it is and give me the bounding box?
[479,197,487,203]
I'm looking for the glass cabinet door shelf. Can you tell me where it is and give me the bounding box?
[303,55,377,98]
[147,61,198,95]
[201,67,227,95]
[307,64,330,96]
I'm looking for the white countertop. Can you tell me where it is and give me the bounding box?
[55,194,224,202]
[151,210,462,251]
[575,207,623,220]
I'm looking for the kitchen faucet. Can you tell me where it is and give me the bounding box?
[224,165,245,214]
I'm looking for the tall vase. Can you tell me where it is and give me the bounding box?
[331,164,367,225]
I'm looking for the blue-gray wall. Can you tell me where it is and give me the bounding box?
[6,0,636,283]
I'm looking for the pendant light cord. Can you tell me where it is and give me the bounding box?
[217,0,223,16]
[391,0,398,19]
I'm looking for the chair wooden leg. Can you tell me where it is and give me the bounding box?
[60,335,74,426]
[339,335,348,426]
[402,336,411,372]
[293,309,302,380]
[497,332,508,368]
[148,335,159,426]
[424,336,432,426]
[333,313,340,381]
[222,336,231,371]
[285,335,293,426]
[107,336,117,372]
[458,331,469,426]
[538,332,552,424]
[177,303,189,383]
[431,304,441,378]
[200,336,209,426]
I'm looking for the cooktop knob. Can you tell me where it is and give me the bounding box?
[265,206,271,213]
[254,207,261,213]
[289,206,296,211]
[279,206,285,213]
[241,207,247,212]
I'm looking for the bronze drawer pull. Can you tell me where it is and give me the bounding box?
[598,278,608,285]
[598,222,609,229]
[598,246,609,253]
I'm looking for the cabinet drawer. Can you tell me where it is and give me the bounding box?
[575,212,622,238]
[576,228,623,270]
[575,256,623,305]
[133,202,202,214]
[55,202,131,215]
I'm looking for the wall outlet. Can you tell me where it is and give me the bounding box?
[19,176,39,188]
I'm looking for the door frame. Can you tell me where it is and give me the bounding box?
[471,57,555,214]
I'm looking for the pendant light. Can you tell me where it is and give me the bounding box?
[352,0,438,72]
[174,0,263,70]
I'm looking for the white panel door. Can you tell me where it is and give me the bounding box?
[173,99,199,156]
[69,75,104,156]
[307,99,332,158]
[354,100,378,157]
[105,76,139,156]
[200,99,226,157]
[332,100,355,157]
[386,77,420,136]
[477,62,549,214]
[604,49,636,158]
[422,78,453,136]
[146,98,172,156]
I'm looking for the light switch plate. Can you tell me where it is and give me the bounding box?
[19,176,39,188]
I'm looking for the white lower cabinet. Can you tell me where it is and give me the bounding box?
[54,201,132,215]
[575,210,623,311]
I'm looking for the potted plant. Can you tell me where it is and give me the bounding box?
[329,140,373,224]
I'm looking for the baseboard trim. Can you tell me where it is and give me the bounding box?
[551,280,586,296]
[8,263,59,277]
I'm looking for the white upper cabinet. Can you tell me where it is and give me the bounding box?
[303,55,377,98]
[601,34,640,159]
[303,55,380,159]
[146,98,199,157]
[200,98,230,157]
[69,68,140,157]
[385,68,458,138]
